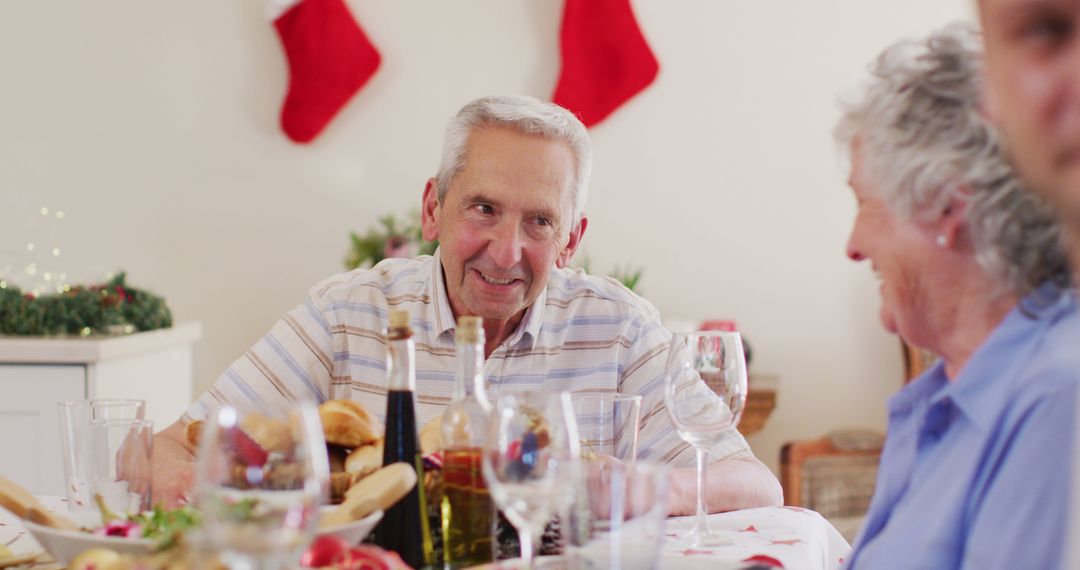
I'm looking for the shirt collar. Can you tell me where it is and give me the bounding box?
[935,284,1075,432]
[887,359,948,418]
[429,248,457,342]
[507,282,545,350]
[428,247,545,350]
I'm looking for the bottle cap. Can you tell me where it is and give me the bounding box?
[456,316,483,344]
[388,309,409,330]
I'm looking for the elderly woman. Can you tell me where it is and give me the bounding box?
[837,23,1080,569]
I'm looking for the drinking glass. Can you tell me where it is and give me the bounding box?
[482,391,579,568]
[663,331,747,546]
[569,393,641,462]
[567,460,670,570]
[194,403,329,570]
[58,399,146,510]
[89,418,154,516]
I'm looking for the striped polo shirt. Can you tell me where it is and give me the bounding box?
[184,250,750,466]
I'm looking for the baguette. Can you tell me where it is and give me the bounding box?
[322,463,416,527]
[0,476,78,531]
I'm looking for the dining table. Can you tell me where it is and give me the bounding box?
[1,497,850,570]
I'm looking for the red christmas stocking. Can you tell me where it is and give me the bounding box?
[552,0,660,128]
[272,0,381,143]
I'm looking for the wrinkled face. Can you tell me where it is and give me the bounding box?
[422,126,585,328]
[980,0,1080,227]
[845,146,941,344]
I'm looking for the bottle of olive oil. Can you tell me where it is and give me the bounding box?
[372,309,434,568]
[440,316,495,568]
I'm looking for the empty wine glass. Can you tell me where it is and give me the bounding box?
[663,331,747,546]
[194,402,329,570]
[482,391,579,568]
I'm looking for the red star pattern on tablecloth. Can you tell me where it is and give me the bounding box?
[739,525,759,532]
[743,554,785,568]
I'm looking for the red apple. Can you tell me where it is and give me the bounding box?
[299,535,351,568]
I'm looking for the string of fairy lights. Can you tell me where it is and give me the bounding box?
[0,206,114,298]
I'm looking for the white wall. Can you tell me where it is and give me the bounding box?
[0,1,974,474]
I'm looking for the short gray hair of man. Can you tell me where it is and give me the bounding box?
[434,95,592,229]
[835,22,1069,297]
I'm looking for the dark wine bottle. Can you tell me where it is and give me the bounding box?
[371,309,434,569]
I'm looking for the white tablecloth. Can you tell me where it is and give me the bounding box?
[1,498,850,570]
[659,506,851,569]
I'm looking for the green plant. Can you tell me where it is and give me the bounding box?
[344,211,437,271]
[577,257,645,293]
[608,265,644,292]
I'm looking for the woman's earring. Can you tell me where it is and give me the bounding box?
[936,234,948,248]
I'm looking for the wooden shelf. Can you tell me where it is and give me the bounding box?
[740,373,778,436]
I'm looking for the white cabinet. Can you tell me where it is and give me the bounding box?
[0,323,201,495]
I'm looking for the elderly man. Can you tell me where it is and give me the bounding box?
[152,95,782,514]
[979,0,1080,265]
[978,2,1080,567]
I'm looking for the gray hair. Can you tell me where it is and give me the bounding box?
[835,22,1069,297]
[435,95,592,228]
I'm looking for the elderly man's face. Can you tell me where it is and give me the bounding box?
[980,0,1080,224]
[422,126,585,332]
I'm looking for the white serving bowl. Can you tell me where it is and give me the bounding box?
[23,507,383,565]
[317,507,383,546]
[23,511,156,565]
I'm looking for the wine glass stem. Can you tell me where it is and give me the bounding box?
[518,525,535,568]
[695,446,711,536]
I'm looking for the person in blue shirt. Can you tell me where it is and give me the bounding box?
[835,22,1080,569]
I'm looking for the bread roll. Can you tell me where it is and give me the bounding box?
[239,412,293,453]
[419,413,443,455]
[319,400,379,448]
[327,445,349,473]
[329,471,354,504]
[185,420,203,449]
[345,441,384,478]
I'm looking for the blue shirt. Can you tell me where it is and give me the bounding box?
[848,288,1080,569]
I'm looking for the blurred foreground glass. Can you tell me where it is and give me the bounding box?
[58,399,146,511]
[88,418,154,516]
[567,461,670,570]
[569,393,641,462]
[483,391,580,568]
[195,403,329,570]
[663,331,747,547]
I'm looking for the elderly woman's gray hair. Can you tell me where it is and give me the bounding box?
[835,22,1069,297]
[435,95,592,228]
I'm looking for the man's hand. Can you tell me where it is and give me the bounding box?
[667,455,783,516]
[151,420,196,509]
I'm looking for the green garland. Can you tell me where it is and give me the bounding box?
[0,272,172,336]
